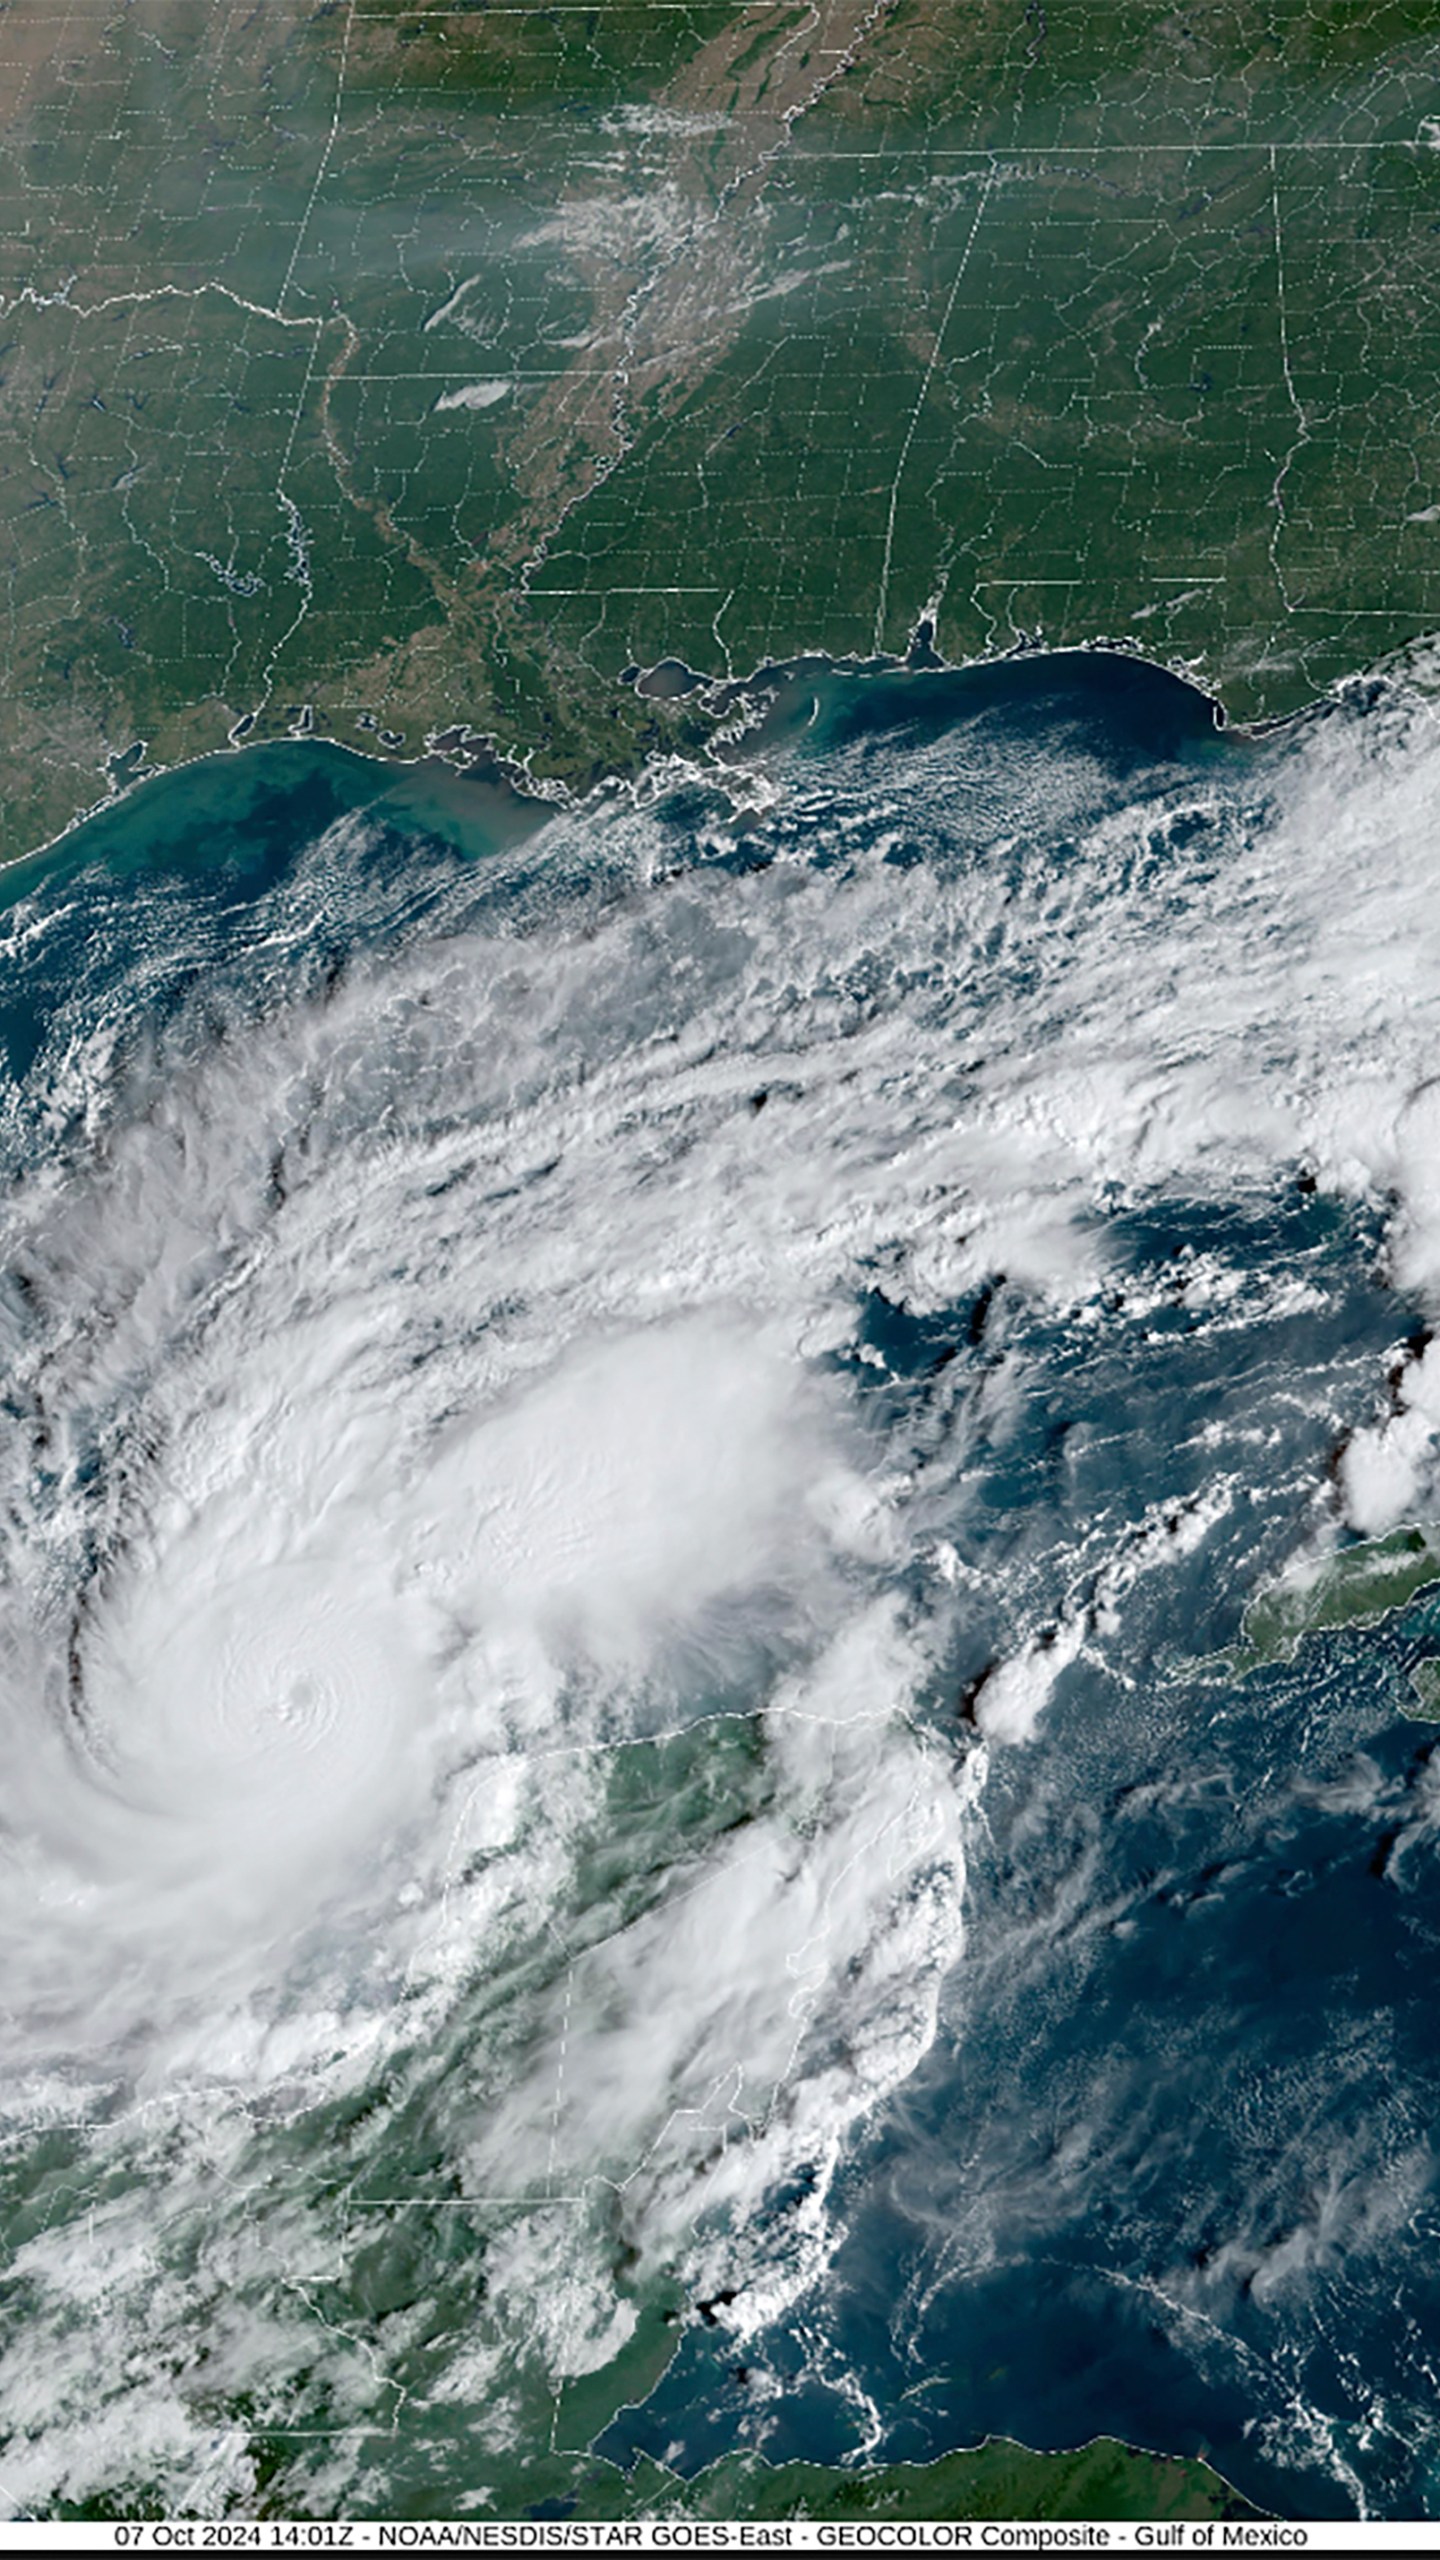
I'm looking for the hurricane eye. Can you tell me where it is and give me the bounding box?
[2,650,1424,2523]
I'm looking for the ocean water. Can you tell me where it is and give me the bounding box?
[4,656,1440,2519]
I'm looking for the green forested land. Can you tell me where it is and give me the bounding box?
[6,3,1440,848]
[61,2431,1261,2526]
[1229,1526,1440,1674]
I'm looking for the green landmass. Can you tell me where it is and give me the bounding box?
[599,2436,1260,2525]
[7,2,1440,857]
[6,1692,1264,2525]
[3,1711,772,2520]
[61,2432,1262,2527]
[1227,1524,1440,1675]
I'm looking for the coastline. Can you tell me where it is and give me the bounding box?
[0,628,1263,895]
[27,589,1440,891]
[0,633,1412,2526]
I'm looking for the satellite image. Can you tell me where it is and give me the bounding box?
[4,0,1440,2533]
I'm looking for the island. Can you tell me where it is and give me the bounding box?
[1226,1525,1440,1679]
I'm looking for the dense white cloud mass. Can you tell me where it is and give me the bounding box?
[4,665,1440,2510]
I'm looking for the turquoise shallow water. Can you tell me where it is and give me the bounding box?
[2,657,1440,2520]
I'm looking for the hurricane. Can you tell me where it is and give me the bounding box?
[7,652,1440,2521]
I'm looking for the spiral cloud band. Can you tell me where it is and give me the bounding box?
[5,661,1440,2512]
